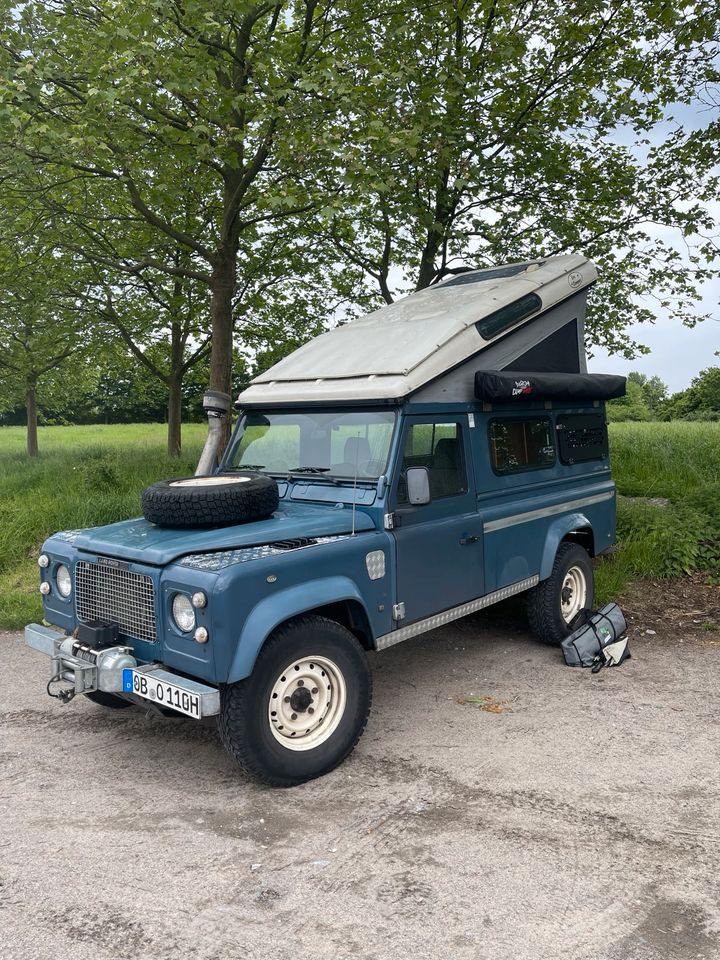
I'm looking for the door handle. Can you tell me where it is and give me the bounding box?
[460,535,480,545]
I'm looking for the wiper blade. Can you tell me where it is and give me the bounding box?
[288,467,340,485]
[225,464,265,471]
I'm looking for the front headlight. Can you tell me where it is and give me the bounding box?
[172,593,196,633]
[56,564,72,598]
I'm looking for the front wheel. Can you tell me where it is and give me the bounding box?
[527,542,594,646]
[218,616,372,787]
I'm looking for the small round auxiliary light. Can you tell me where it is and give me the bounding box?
[39,581,51,595]
[38,554,49,569]
[192,591,207,609]
[194,627,209,644]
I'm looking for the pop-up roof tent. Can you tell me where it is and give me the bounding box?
[238,253,625,406]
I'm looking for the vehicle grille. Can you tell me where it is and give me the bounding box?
[75,560,157,644]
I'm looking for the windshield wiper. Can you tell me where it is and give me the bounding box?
[288,466,340,485]
[224,464,265,471]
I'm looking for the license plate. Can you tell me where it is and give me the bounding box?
[122,669,201,719]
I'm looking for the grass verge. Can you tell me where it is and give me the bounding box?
[1,421,719,629]
[0,424,205,629]
[595,423,720,602]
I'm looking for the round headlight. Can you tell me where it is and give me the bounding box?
[56,564,72,598]
[38,554,49,569]
[172,593,196,633]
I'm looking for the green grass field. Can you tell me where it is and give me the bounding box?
[0,421,718,630]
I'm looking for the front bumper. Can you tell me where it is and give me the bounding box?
[24,623,220,717]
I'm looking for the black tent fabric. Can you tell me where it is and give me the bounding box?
[475,370,626,402]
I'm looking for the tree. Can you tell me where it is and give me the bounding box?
[606,379,651,422]
[627,372,668,418]
[0,237,95,455]
[0,0,339,447]
[662,367,720,420]
[319,0,720,354]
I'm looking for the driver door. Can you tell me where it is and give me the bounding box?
[390,416,483,625]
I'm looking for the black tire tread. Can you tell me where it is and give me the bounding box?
[85,690,134,709]
[218,616,372,787]
[142,473,279,528]
[527,541,593,646]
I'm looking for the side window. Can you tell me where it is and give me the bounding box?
[398,422,467,502]
[490,418,555,474]
[556,414,608,464]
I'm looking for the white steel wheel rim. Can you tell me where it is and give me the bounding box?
[561,565,587,623]
[169,476,252,487]
[268,656,347,752]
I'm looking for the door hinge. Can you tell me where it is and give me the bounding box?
[392,602,406,621]
[384,512,400,530]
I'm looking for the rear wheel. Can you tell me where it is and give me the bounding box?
[219,616,372,787]
[527,542,594,646]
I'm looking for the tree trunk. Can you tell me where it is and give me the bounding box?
[167,319,184,458]
[167,374,183,458]
[208,249,237,452]
[26,374,38,458]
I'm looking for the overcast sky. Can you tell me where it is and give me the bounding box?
[588,276,720,392]
[587,101,719,393]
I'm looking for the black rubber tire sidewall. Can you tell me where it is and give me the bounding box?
[218,617,372,787]
[527,542,594,646]
[142,473,279,528]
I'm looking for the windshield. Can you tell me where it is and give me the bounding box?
[225,409,396,481]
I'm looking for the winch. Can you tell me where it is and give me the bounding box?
[47,625,137,703]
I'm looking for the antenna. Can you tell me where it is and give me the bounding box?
[351,431,360,537]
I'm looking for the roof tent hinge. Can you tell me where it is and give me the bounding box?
[393,602,406,621]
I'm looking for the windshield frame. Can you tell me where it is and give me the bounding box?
[219,406,399,484]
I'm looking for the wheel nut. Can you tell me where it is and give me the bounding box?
[311,687,318,694]
[291,713,297,720]
[297,679,304,687]
[308,707,314,715]
[284,697,290,703]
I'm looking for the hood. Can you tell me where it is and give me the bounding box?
[60,501,376,567]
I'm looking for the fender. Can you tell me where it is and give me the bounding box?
[539,513,593,581]
[226,575,370,683]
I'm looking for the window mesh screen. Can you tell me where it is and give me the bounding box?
[556,414,608,464]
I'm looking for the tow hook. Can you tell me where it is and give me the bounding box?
[47,672,77,704]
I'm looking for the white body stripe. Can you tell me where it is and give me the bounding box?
[483,491,614,534]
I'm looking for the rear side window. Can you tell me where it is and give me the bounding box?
[490,418,555,474]
[556,414,608,464]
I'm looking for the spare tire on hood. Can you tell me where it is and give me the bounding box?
[142,473,279,528]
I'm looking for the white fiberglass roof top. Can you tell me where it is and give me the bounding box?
[238,254,596,405]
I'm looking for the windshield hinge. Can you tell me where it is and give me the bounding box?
[392,602,406,621]
[384,512,399,530]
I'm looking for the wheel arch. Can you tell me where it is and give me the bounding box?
[539,513,595,581]
[226,576,374,683]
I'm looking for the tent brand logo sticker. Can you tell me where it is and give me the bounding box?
[512,379,533,396]
[568,271,583,288]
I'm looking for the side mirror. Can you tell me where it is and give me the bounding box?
[406,466,431,505]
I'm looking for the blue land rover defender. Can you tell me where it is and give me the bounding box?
[25,255,625,786]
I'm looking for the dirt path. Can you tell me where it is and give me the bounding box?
[2,608,719,960]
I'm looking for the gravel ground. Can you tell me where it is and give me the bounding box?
[2,608,719,960]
